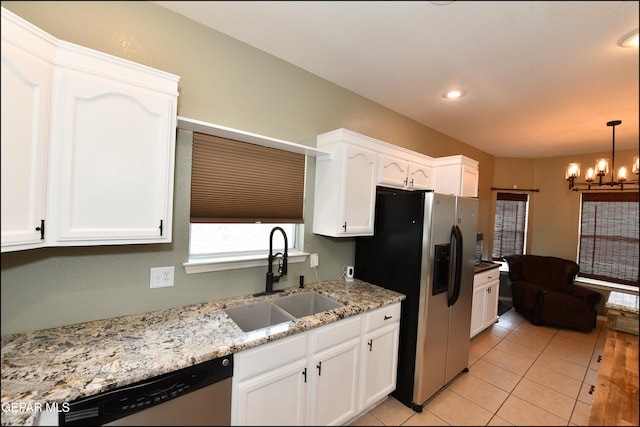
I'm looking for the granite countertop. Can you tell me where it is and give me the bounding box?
[1,279,404,426]
[474,261,500,274]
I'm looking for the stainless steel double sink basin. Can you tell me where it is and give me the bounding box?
[224,292,343,332]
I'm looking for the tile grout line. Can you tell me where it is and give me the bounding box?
[486,323,562,425]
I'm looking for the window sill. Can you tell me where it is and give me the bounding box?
[574,277,639,295]
[183,251,309,274]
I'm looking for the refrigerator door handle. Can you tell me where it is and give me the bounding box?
[448,225,463,306]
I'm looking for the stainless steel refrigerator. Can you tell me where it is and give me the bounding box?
[355,187,478,411]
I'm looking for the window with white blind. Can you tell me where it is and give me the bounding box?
[187,132,307,270]
[492,192,529,260]
[578,192,639,287]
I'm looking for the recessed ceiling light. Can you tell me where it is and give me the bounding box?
[619,29,639,48]
[442,89,467,100]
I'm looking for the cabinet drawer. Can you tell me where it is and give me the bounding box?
[235,333,307,381]
[474,268,499,288]
[313,315,362,353]
[365,303,401,332]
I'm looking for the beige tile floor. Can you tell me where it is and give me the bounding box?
[350,305,608,426]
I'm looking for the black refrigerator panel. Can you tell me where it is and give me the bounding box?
[355,187,428,409]
[355,187,425,297]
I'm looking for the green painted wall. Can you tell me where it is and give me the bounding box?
[5,2,632,335]
[1,1,496,334]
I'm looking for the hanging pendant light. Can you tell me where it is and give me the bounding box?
[565,120,639,191]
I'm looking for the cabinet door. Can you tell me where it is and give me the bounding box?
[378,153,409,189]
[461,165,479,198]
[339,145,377,236]
[310,339,360,426]
[1,36,51,251]
[470,283,488,338]
[484,281,499,329]
[50,70,176,244]
[360,322,399,410]
[233,359,307,426]
[408,162,432,190]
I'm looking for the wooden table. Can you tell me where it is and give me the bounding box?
[588,329,639,426]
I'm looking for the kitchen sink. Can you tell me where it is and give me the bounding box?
[224,300,296,332]
[271,292,343,318]
[224,292,343,332]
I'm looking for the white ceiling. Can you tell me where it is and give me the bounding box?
[153,1,639,158]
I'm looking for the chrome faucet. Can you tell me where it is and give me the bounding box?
[257,226,288,296]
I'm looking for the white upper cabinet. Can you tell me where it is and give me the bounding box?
[0,7,179,251]
[49,44,178,244]
[433,155,479,197]
[1,9,55,251]
[313,129,378,237]
[313,129,480,238]
[313,128,439,237]
[378,153,410,189]
[378,153,432,191]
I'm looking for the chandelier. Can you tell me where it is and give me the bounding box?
[565,120,639,191]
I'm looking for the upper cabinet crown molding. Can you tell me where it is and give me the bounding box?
[54,39,179,95]
[1,6,180,252]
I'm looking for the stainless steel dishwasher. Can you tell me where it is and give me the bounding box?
[59,355,233,426]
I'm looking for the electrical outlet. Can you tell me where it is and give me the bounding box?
[310,253,319,268]
[150,266,174,288]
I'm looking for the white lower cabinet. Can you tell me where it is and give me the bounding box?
[309,317,361,426]
[232,303,401,426]
[234,359,308,425]
[232,333,308,425]
[470,268,500,338]
[360,303,401,410]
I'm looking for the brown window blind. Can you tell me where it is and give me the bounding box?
[579,192,639,286]
[190,132,305,223]
[492,192,528,260]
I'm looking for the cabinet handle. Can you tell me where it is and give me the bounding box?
[589,385,595,395]
[384,315,393,320]
[368,339,373,352]
[597,355,602,363]
[316,361,322,376]
[404,177,408,186]
[35,219,45,240]
[342,222,347,231]
[302,367,307,383]
[410,178,414,187]
[159,219,163,236]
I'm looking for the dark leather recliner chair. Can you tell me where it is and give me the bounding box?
[504,254,602,331]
